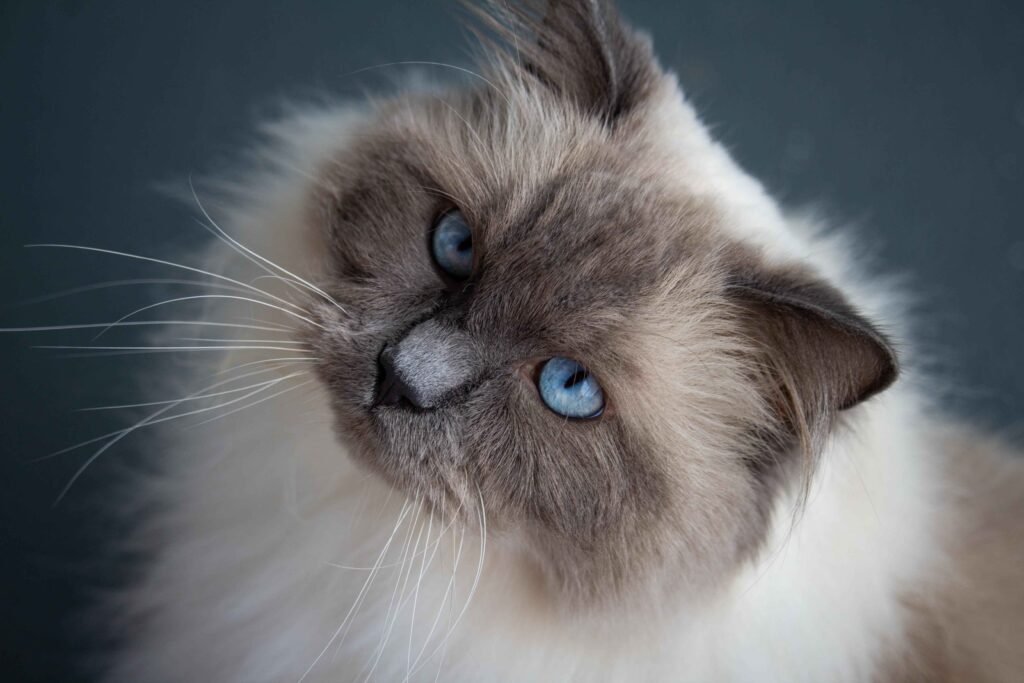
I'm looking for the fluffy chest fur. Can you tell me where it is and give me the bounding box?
[110,379,936,683]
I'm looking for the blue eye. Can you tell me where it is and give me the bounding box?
[431,210,473,279]
[537,357,605,419]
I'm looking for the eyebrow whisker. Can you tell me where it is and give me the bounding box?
[189,179,348,315]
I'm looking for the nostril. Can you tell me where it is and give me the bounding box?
[373,345,426,410]
[374,346,400,406]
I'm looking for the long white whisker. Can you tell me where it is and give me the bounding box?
[15,278,267,306]
[154,374,307,427]
[192,216,312,304]
[32,366,296,462]
[90,294,323,337]
[79,378,295,411]
[251,273,320,294]
[36,344,314,354]
[236,316,297,333]
[176,337,309,345]
[0,320,291,334]
[431,525,465,683]
[407,490,486,680]
[189,378,312,426]
[432,528,460,683]
[326,508,461,571]
[408,532,463,679]
[25,244,310,316]
[51,371,305,504]
[359,499,426,682]
[332,496,420,668]
[189,180,346,314]
[297,499,414,683]
[214,356,318,375]
[407,499,441,678]
[408,501,463,674]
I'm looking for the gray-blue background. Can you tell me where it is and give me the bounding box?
[2,1,1022,680]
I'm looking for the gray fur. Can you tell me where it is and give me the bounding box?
[300,0,897,608]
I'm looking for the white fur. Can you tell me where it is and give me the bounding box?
[109,93,940,682]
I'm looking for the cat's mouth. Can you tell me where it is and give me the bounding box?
[333,341,465,477]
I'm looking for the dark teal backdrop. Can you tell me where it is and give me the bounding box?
[2,1,1022,680]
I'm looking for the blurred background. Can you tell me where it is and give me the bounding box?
[1,1,1022,680]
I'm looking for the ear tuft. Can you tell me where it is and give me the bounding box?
[466,0,660,125]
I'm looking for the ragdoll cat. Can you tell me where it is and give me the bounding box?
[72,1,1023,681]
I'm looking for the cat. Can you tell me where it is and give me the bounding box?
[74,1,1023,681]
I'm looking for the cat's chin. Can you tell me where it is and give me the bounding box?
[330,403,469,513]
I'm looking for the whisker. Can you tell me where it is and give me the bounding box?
[14,278,266,306]
[326,508,462,572]
[237,316,296,332]
[214,356,318,375]
[33,367,303,462]
[79,378,298,411]
[189,180,347,315]
[176,337,309,345]
[25,244,311,317]
[406,501,463,673]
[89,293,324,337]
[332,496,421,669]
[432,529,459,683]
[189,378,313,427]
[36,344,314,354]
[297,499,415,683]
[358,499,426,681]
[436,525,461,683]
[50,371,307,504]
[0,320,291,334]
[250,273,320,294]
[407,499,442,678]
[407,489,486,680]
[417,523,466,683]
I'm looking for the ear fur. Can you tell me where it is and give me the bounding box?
[467,0,660,124]
[728,267,898,454]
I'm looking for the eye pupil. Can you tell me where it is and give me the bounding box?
[538,357,605,419]
[564,371,586,389]
[431,209,474,279]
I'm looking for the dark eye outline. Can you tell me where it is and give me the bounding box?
[429,208,475,282]
[532,357,607,420]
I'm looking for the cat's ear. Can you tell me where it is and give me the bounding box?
[727,267,898,452]
[468,0,660,124]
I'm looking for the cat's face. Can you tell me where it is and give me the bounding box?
[303,0,897,606]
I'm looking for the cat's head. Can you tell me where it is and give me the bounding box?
[302,0,897,607]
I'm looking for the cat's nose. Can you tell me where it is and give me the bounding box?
[373,319,479,410]
[375,345,423,409]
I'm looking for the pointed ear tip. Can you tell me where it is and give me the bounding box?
[842,339,899,409]
[727,270,901,411]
